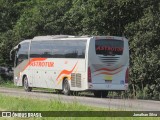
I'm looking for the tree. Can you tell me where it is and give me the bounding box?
[125,2,160,99]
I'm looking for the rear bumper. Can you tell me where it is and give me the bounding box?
[88,83,128,91]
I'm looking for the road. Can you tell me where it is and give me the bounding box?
[0,87,159,111]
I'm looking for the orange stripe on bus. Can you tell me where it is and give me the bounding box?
[94,65,123,72]
[94,70,121,76]
[22,58,47,72]
[56,62,78,81]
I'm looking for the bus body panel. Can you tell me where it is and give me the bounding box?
[16,58,88,91]
[24,58,87,91]
[88,36,129,91]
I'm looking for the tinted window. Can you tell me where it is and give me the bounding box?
[30,41,53,58]
[16,42,29,65]
[30,40,86,58]
[95,39,124,55]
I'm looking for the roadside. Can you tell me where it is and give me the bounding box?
[0,93,159,119]
[0,87,160,111]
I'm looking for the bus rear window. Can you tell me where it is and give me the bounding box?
[95,39,124,55]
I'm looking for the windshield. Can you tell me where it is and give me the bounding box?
[15,42,29,66]
[95,39,124,56]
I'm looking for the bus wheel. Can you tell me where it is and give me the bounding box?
[63,79,70,95]
[23,76,32,92]
[94,91,108,98]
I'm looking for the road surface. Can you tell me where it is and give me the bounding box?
[0,87,159,111]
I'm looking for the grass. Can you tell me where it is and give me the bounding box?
[0,80,16,88]
[0,94,159,120]
[0,76,16,88]
[0,94,105,111]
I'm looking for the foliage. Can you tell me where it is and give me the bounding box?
[0,0,159,100]
[125,3,160,100]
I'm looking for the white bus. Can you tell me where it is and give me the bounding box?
[10,35,129,97]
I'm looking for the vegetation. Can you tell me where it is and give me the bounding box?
[0,0,159,100]
[0,94,158,120]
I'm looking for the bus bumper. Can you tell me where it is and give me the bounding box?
[88,83,128,91]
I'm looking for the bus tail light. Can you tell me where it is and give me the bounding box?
[88,67,92,82]
[125,68,129,83]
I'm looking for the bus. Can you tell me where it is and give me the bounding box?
[10,35,129,97]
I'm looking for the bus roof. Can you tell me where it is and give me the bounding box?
[32,35,92,40]
[32,35,126,41]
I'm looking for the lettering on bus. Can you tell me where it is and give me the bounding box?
[30,62,54,67]
[96,46,123,52]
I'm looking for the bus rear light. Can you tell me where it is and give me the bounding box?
[125,68,129,83]
[88,67,92,82]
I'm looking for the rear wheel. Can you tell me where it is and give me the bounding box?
[23,76,32,92]
[63,79,70,95]
[94,91,108,98]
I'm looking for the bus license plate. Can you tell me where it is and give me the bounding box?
[104,75,112,81]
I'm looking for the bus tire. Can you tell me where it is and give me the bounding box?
[63,79,70,95]
[94,91,108,98]
[23,76,32,92]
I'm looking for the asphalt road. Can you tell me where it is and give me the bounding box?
[0,87,159,111]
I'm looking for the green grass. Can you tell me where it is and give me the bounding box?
[0,94,159,120]
[0,76,16,88]
[0,94,105,111]
[0,80,16,88]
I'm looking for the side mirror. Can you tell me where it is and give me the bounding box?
[18,44,21,49]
